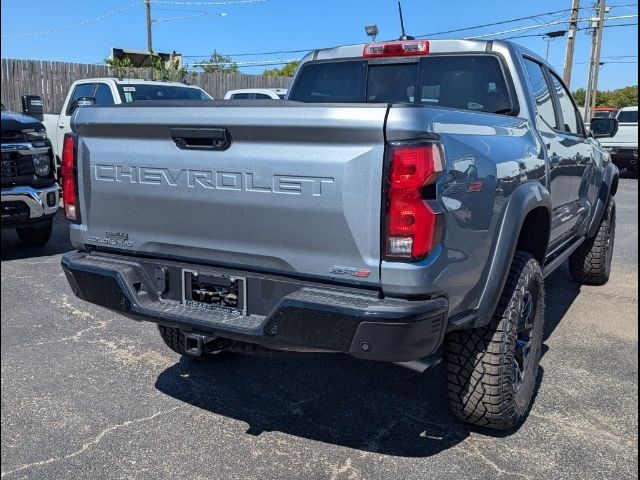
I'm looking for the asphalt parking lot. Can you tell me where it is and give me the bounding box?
[1,178,637,480]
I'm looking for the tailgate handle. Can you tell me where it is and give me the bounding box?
[171,127,231,151]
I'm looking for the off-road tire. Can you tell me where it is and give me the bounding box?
[16,220,53,246]
[569,198,616,285]
[445,252,545,430]
[158,325,190,355]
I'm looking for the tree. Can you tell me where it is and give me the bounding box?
[263,62,299,77]
[150,54,186,82]
[105,54,187,82]
[105,57,135,78]
[199,51,239,73]
[573,85,638,109]
[573,88,586,106]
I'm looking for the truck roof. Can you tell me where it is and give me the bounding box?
[302,39,524,62]
[300,39,550,72]
[225,88,288,95]
[71,77,203,88]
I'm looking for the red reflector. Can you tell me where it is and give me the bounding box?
[385,143,444,260]
[363,40,429,58]
[61,133,79,222]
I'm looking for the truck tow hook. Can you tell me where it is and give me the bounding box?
[183,333,227,357]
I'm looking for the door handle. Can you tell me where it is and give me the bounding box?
[58,123,65,128]
[171,127,231,151]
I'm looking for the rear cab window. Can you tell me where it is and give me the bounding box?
[116,84,211,102]
[289,55,516,115]
[618,110,638,123]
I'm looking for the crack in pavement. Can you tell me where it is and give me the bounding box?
[452,441,535,480]
[0,405,185,478]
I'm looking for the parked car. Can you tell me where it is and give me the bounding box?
[224,88,287,100]
[60,39,619,430]
[597,106,638,173]
[1,101,59,245]
[593,107,618,118]
[41,78,212,171]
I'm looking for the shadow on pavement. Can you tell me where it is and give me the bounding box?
[155,269,579,456]
[543,264,582,344]
[155,353,473,457]
[1,212,71,261]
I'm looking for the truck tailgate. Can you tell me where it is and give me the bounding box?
[73,102,388,285]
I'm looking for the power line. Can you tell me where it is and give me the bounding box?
[504,20,638,39]
[414,4,636,38]
[152,11,228,22]
[190,58,300,67]
[1,3,140,38]
[466,14,638,39]
[150,0,267,4]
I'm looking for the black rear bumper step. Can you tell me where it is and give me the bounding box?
[61,251,448,362]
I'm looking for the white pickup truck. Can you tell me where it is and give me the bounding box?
[598,106,638,173]
[42,78,212,168]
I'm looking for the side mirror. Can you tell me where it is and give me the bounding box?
[589,117,619,138]
[70,96,96,114]
[21,95,44,118]
[76,96,96,108]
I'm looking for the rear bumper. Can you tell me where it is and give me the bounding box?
[1,184,59,229]
[61,251,448,362]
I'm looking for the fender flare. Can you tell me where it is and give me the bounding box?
[587,162,619,238]
[473,182,552,328]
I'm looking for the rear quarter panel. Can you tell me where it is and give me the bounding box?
[383,106,546,317]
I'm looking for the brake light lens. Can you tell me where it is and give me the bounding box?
[363,40,429,58]
[385,143,444,260]
[61,133,80,222]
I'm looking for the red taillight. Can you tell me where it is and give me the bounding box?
[385,143,444,260]
[61,133,79,222]
[363,40,429,58]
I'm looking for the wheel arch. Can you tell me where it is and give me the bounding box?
[588,162,619,238]
[472,182,551,328]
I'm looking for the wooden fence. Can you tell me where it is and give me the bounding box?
[1,58,291,114]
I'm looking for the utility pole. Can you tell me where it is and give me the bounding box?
[584,0,606,121]
[145,0,153,53]
[563,0,581,87]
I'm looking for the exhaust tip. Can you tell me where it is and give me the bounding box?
[394,355,442,373]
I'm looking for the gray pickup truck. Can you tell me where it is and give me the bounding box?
[61,39,620,430]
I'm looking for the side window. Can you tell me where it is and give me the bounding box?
[549,72,581,135]
[94,84,115,105]
[254,93,273,99]
[231,93,251,99]
[67,83,96,115]
[522,58,557,131]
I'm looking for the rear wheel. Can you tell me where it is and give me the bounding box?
[569,198,616,285]
[16,220,53,246]
[445,252,545,430]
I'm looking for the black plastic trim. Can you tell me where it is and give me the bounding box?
[61,251,449,362]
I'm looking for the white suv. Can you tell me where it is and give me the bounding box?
[224,88,287,100]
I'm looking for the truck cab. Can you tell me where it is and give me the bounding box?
[42,78,212,169]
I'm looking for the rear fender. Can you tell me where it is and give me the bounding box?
[470,182,551,328]
[587,162,619,238]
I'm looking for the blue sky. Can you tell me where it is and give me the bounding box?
[1,0,638,91]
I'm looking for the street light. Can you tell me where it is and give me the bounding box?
[543,30,567,61]
[365,24,379,41]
